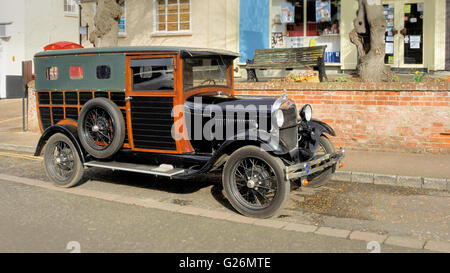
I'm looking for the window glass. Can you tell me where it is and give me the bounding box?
[183,57,231,92]
[131,58,174,91]
[64,0,78,15]
[155,0,191,32]
[46,67,58,81]
[97,65,111,79]
[69,66,84,80]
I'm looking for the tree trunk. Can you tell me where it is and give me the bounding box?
[350,0,394,82]
[88,0,124,47]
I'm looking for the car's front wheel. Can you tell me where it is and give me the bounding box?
[222,146,290,218]
[306,135,336,188]
[43,133,84,188]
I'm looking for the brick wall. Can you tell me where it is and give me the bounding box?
[236,82,450,154]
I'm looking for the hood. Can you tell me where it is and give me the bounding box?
[185,94,277,114]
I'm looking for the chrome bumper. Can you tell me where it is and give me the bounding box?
[285,149,345,180]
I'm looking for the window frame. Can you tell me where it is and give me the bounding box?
[64,0,78,16]
[153,0,192,34]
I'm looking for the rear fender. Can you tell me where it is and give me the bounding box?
[34,124,86,163]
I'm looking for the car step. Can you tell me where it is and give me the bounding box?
[84,161,186,177]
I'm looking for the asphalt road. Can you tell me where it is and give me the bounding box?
[0,178,424,253]
[0,150,447,252]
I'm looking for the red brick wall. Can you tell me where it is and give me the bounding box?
[236,82,450,154]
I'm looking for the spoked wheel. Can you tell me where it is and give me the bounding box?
[84,108,114,149]
[222,146,290,218]
[78,98,125,159]
[44,133,84,188]
[306,135,336,188]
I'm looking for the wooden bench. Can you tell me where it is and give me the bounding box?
[245,46,328,82]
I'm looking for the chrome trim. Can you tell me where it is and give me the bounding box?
[285,149,345,180]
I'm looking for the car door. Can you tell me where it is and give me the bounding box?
[125,54,180,154]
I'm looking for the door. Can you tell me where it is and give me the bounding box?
[239,0,270,63]
[383,1,425,68]
[125,55,179,154]
[0,42,4,99]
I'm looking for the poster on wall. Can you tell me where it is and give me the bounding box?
[280,3,295,23]
[272,33,285,48]
[316,0,331,23]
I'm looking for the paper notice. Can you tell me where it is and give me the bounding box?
[386,36,394,42]
[410,41,420,49]
[386,43,394,54]
[388,56,394,64]
[410,35,421,43]
[404,5,411,13]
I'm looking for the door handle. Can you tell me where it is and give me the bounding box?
[125,97,133,102]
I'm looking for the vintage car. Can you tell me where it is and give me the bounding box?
[33,46,345,218]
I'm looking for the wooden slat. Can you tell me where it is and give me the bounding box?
[247,46,326,69]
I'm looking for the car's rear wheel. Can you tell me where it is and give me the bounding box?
[43,133,84,188]
[222,146,290,218]
[78,98,125,159]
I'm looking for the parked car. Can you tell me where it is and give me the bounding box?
[33,46,345,218]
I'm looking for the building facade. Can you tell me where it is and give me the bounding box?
[0,0,79,99]
[80,0,447,75]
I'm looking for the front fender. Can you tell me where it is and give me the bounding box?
[310,119,336,137]
[34,124,86,163]
[174,129,287,180]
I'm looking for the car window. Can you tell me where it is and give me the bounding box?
[97,65,111,79]
[46,67,58,81]
[69,66,84,80]
[130,58,174,91]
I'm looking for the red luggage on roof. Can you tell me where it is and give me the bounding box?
[44,42,83,51]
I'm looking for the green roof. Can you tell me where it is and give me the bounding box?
[35,46,240,58]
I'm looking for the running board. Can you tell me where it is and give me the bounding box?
[84,161,186,177]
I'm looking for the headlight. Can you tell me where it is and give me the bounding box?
[274,109,284,128]
[300,104,312,122]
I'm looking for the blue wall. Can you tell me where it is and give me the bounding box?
[239,0,270,63]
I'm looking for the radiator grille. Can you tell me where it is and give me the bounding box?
[130,97,176,151]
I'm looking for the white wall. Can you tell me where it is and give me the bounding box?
[0,0,79,98]
[25,0,80,61]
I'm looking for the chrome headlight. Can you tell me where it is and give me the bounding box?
[300,104,312,122]
[274,109,285,128]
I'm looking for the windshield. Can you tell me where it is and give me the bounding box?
[183,56,232,92]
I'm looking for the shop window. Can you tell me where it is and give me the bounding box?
[130,58,174,91]
[46,67,58,81]
[97,65,111,80]
[154,0,191,33]
[271,0,341,63]
[70,66,84,80]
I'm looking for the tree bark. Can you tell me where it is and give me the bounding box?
[88,0,124,47]
[350,0,394,82]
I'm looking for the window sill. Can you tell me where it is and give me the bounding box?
[64,13,79,18]
[119,33,128,38]
[151,32,193,37]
